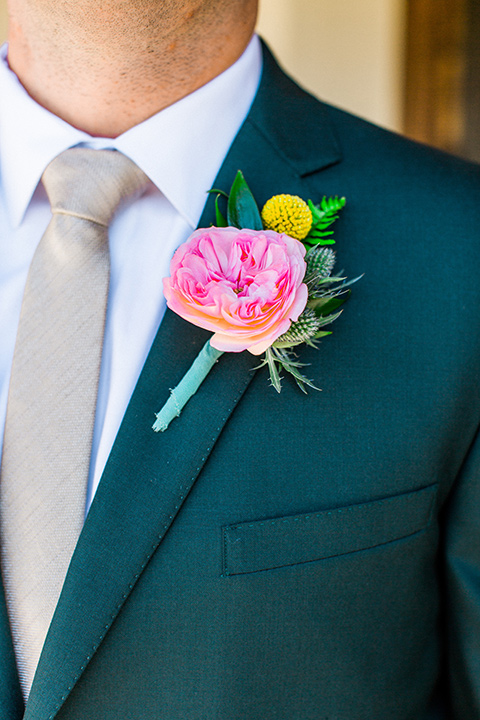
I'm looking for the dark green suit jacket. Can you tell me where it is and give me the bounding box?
[2,44,480,720]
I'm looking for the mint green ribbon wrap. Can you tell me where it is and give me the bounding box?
[152,340,224,432]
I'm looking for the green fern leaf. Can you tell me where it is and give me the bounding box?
[307,196,347,237]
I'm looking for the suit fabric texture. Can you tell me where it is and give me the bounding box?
[1,44,480,720]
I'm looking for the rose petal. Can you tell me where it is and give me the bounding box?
[165,226,307,353]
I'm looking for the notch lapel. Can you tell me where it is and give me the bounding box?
[24,310,259,720]
[0,581,24,720]
[22,42,343,719]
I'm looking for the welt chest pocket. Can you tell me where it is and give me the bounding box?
[222,483,438,576]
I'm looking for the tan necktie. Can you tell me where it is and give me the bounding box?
[0,147,149,697]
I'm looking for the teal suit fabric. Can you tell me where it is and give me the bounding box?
[1,44,480,719]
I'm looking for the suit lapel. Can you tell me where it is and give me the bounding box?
[24,310,259,720]
[23,42,342,719]
[0,581,24,720]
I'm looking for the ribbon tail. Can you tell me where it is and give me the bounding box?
[152,340,224,432]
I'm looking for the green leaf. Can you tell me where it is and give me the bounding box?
[305,237,336,246]
[214,194,228,227]
[227,170,263,230]
[305,196,346,244]
[272,338,305,349]
[321,196,346,215]
[312,309,344,326]
[314,292,350,316]
[308,199,324,225]
[308,228,334,237]
[307,296,330,311]
[261,347,283,392]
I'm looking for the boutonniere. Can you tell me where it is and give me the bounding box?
[153,171,358,432]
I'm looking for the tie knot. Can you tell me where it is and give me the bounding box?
[41,148,150,226]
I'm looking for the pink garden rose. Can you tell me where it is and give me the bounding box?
[163,226,308,355]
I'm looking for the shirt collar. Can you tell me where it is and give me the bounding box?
[0,35,262,228]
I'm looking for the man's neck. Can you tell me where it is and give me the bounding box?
[6,0,257,137]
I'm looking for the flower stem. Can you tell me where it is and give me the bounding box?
[152,340,224,432]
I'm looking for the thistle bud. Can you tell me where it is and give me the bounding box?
[305,246,336,279]
[275,308,322,347]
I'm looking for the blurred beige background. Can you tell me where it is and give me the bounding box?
[257,0,406,132]
[0,0,5,44]
[0,0,406,132]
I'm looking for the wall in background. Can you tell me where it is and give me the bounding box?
[257,0,407,132]
[464,0,480,161]
[404,0,466,155]
[0,0,6,44]
[403,0,480,162]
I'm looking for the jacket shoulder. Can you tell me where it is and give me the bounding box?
[256,40,480,201]
[323,100,480,195]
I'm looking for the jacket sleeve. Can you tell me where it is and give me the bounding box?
[445,422,480,716]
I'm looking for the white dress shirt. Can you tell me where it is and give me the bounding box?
[0,35,262,513]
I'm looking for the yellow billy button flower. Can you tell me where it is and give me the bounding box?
[261,194,313,241]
